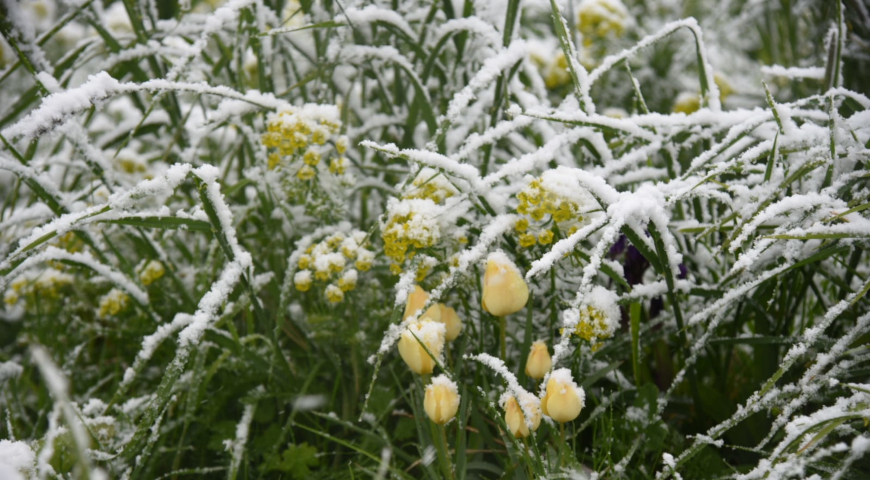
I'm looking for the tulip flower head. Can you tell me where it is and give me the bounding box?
[397,319,445,375]
[541,368,585,423]
[502,392,542,438]
[481,251,529,316]
[438,303,462,341]
[424,375,460,424]
[525,340,552,380]
[403,285,441,322]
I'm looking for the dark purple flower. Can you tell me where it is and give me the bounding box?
[609,235,627,257]
[649,297,664,319]
[624,245,650,285]
[678,263,688,280]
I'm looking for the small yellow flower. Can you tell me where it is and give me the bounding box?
[297,165,316,180]
[329,157,347,175]
[519,233,536,248]
[267,152,281,170]
[303,149,321,166]
[4,291,19,305]
[298,255,311,270]
[545,52,570,89]
[673,92,700,114]
[481,252,529,317]
[138,260,165,286]
[294,271,312,292]
[335,135,348,154]
[714,74,734,100]
[538,229,554,245]
[325,284,344,303]
[424,375,460,424]
[98,288,130,318]
[311,127,328,145]
[541,369,585,423]
[415,264,431,282]
[577,0,628,40]
[515,218,529,233]
[337,270,357,292]
[525,341,552,380]
[553,204,574,222]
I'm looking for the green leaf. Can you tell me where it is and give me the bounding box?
[100,216,213,232]
[267,443,319,479]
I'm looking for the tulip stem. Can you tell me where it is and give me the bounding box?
[559,422,566,467]
[437,424,456,480]
[499,316,506,360]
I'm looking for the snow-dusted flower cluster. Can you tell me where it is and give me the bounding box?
[514,172,595,248]
[4,268,74,307]
[262,105,349,179]
[293,229,373,303]
[0,0,867,478]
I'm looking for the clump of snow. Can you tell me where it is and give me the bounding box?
[0,440,36,480]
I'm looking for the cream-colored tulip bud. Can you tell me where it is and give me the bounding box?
[424,375,460,424]
[502,393,542,438]
[540,368,585,423]
[525,341,552,380]
[481,251,529,316]
[438,304,462,341]
[404,285,441,322]
[397,319,446,375]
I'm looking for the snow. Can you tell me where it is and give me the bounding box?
[0,361,23,383]
[0,440,35,480]
[442,40,528,127]
[1,3,868,479]
[342,6,417,41]
[226,386,262,478]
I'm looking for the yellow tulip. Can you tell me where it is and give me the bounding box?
[424,375,460,424]
[540,368,585,423]
[524,341,552,380]
[397,319,445,375]
[481,252,529,316]
[403,285,441,322]
[438,304,462,341]
[503,393,542,438]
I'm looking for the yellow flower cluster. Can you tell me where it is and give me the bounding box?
[544,52,571,90]
[4,269,74,306]
[563,286,619,346]
[293,230,373,304]
[261,106,349,180]
[577,0,629,46]
[571,304,612,341]
[138,260,165,286]
[382,211,439,273]
[382,169,459,275]
[381,202,443,275]
[98,288,129,318]
[403,168,458,204]
[514,177,583,249]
